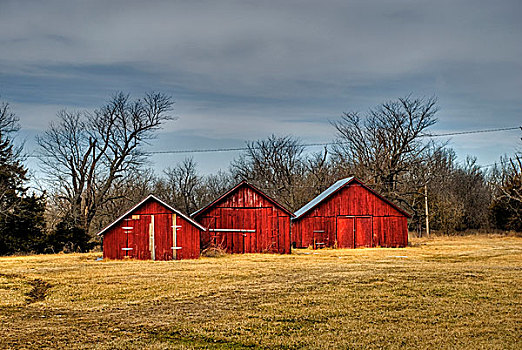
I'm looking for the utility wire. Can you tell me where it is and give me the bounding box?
[25,125,521,158]
[144,126,521,155]
[421,126,521,137]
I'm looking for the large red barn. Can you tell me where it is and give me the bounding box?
[192,181,293,254]
[97,195,205,260]
[292,177,410,249]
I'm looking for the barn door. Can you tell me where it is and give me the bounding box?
[337,217,354,248]
[121,219,135,258]
[220,208,245,254]
[337,216,373,248]
[243,210,255,253]
[355,217,372,247]
[124,215,152,259]
[153,213,175,261]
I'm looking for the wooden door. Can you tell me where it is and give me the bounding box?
[220,208,245,254]
[355,217,372,247]
[125,218,137,258]
[129,215,152,259]
[154,213,174,261]
[243,209,256,253]
[337,216,354,248]
[120,219,135,259]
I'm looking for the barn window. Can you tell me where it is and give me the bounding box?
[132,215,140,220]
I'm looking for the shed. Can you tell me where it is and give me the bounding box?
[292,177,410,249]
[97,194,205,260]
[192,181,293,254]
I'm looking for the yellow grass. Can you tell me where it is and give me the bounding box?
[0,235,521,349]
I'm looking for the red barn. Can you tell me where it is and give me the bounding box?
[97,195,205,260]
[292,177,410,249]
[192,181,293,254]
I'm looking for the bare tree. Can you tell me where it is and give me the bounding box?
[497,154,522,204]
[198,170,234,206]
[299,147,338,204]
[38,92,173,234]
[423,150,491,234]
[491,152,522,230]
[91,168,156,232]
[231,134,306,211]
[162,157,200,214]
[332,95,438,207]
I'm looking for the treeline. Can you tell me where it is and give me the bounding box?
[0,94,521,255]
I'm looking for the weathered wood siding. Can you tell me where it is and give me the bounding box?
[102,198,201,260]
[195,183,291,254]
[292,182,408,248]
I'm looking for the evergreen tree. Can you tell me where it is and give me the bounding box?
[0,100,46,255]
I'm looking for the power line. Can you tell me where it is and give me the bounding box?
[148,142,329,155]
[421,126,521,137]
[24,125,521,158]
[144,126,521,155]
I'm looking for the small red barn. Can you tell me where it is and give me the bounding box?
[97,195,205,260]
[192,181,293,254]
[292,177,410,249]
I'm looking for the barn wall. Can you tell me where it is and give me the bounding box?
[176,214,201,260]
[196,185,291,254]
[292,183,408,248]
[102,199,201,260]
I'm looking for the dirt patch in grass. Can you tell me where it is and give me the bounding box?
[25,279,53,304]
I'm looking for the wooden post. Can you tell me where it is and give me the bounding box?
[172,214,177,261]
[424,184,430,238]
[149,215,155,261]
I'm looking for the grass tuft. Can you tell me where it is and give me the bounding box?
[201,246,228,258]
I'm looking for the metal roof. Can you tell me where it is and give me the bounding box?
[293,177,353,219]
[97,194,206,236]
[293,177,411,219]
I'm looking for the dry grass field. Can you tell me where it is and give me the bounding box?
[0,235,521,349]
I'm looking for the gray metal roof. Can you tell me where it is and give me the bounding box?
[293,177,353,219]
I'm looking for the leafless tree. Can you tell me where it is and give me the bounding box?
[38,92,173,234]
[490,151,522,230]
[332,95,438,208]
[497,154,522,204]
[298,147,339,205]
[423,151,491,234]
[0,101,19,134]
[231,134,306,211]
[91,168,156,232]
[198,170,234,205]
[162,157,200,215]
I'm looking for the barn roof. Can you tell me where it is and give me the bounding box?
[293,177,411,220]
[191,180,294,218]
[96,194,206,236]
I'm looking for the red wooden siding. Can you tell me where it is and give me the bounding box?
[193,182,292,254]
[100,196,202,260]
[292,179,408,249]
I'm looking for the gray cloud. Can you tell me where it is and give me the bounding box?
[1,0,521,173]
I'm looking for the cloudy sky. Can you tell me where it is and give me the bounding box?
[1,0,521,175]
